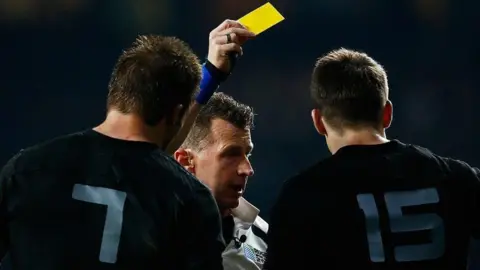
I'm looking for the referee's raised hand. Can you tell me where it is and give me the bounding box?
[207,19,255,73]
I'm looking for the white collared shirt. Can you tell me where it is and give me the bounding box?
[222,198,269,270]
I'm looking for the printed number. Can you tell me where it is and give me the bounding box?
[72,184,127,264]
[356,188,444,262]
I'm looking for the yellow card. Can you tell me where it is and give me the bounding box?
[238,2,285,35]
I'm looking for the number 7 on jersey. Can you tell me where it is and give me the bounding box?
[72,184,127,264]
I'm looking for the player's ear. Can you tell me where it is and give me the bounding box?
[174,148,196,174]
[382,100,393,129]
[311,109,327,136]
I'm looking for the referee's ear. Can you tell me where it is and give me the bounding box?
[311,109,327,136]
[174,148,196,174]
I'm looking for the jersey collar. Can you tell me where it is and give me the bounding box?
[231,197,260,226]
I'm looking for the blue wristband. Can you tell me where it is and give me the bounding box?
[195,63,220,104]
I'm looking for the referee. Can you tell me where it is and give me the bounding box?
[175,92,268,270]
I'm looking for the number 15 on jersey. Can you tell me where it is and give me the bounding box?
[357,188,445,262]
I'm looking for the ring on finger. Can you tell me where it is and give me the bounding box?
[226,33,232,44]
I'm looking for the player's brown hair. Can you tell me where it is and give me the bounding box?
[182,92,254,151]
[311,48,389,130]
[107,35,202,125]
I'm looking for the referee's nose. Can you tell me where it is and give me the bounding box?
[238,157,254,178]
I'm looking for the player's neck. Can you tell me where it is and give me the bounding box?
[94,110,166,147]
[327,128,389,155]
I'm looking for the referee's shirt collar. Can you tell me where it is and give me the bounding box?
[231,197,259,227]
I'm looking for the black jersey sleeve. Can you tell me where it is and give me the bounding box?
[264,179,311,270]
[263,183,292,270]
[469,166,480,239]
[447,158,480,239]
[179,184,225,270]
[0,152,21,259]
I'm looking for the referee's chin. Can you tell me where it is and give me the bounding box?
[222,197,240,210]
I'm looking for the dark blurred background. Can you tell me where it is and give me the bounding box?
[1,0,479,223]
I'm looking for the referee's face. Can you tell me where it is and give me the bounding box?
[194,119,254,212]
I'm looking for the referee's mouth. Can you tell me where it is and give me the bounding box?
[229,184,244,197]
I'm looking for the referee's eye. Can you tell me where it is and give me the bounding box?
[221,145,252,159]
[222,147,243,157]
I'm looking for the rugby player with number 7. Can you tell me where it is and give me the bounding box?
[0,21,254,269]
[264,48,480,270]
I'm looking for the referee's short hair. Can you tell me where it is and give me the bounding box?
[311,48,389,130]
[107,35,201,126]
[182,92,254,151]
